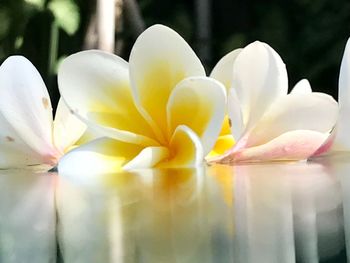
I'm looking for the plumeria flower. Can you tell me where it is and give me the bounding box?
[57,25,226,174]
[0,56,86,169]
[211,41,338,163]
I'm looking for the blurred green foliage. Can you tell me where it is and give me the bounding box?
[0,0,92,107]
[0,0,349,105]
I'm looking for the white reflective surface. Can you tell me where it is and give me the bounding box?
[1,158,350,262]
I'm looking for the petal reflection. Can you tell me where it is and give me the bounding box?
[232,162,344,263]
[56,167,235,262]
[0,170,56,262]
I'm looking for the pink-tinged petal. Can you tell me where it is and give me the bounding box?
[310,128,337,157]
[0,56,57,159]
[216,130,328,163]
[232,41,288,131]
[290,79,312,94]
[210,48,242,91]
[129,25,205,140]
[244,92,338,148]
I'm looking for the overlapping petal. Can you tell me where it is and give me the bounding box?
[58,137,145,175]
[244,92,338,148]
[232,41,288,131]
[221,130,327,163]
[53,98,86,154]
[290,79,312,94]
[123,146,169,170]
[210,49,242,90]
[158,125,204,168]
[166,76,226,155]
[58,50,157,146]
[129,25,205,140]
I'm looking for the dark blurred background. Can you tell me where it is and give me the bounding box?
[0,0,349,109]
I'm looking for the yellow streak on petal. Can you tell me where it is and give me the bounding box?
[168,87,214,139]
[158,126,201,168]
[207,135,235,158]
[88,83,156,141]
[220,115,232,136]
[138,60,186,138]
[97,139,144,168]
[207,116,235,158]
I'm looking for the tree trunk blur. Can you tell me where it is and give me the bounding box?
[195,0,212,69]
[97,0,115,52]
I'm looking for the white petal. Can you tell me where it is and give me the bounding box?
[232,41,288,130]
[227,88,244,140]
[0,56,56,158]
[123,146,169,170]
[166,76,226,155]
[0,112,48,168]
[58,50,157,146]
[53,98,86,153]
[158,125,204,168]
[339,38,350,107]
[58,137,144,175]
[129,24,205,140]
[219,130,327,163]
[245,92,338,147]
[210,48,242,90]
[332,38,350,150]
[291,79,312,94]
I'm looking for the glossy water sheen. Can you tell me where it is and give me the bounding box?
[1,156,350,263]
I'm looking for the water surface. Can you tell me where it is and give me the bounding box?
[1,157,349,263]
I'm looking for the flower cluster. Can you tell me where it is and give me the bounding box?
[0,24,348,173]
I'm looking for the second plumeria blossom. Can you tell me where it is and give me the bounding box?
[58,25,226,173]
[212,41,338,163]
[0,56,86,169]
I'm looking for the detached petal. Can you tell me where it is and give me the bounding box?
[166,77,226,155]
[129,25,205,139]
[53,98,86,153]
[220,130,327,163]
[0,56,56,158]
[58,50,157,146]
[290,79,312,94]
[245,93,338,147]
[332,38,350,151]
[158,125,204,168]
[232,41,288,130]
[58,138,144,175]
[210,49,242,90]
